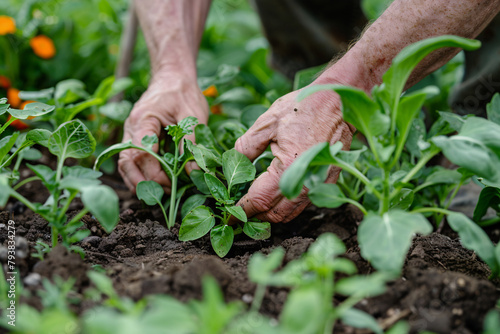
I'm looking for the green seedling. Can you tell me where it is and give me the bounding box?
[31,240,51,261]
[0,119,119,251]
[180,146,271,257]
[282,35,488,275]
[95,116,198,228]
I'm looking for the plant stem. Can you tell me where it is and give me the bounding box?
[333,158,382,200]
[168,140,181,228]
[380,169,391,215]
[478,217,500,227]
[411,207,452,216]
[57,192,78,222]
[250,284,266,313]
[342,198,368,216]
[0,117,16,135]
[13,176,40,191]
[67,208,90,226]
[8,189,37,212]
[52,226,58,248]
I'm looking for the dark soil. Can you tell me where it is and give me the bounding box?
[1,175,499,334]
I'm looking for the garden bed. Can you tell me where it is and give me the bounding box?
[2,174,499,334]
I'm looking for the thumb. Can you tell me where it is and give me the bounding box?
[234,120,273,162]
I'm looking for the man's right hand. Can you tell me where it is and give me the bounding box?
[118,73,209,194]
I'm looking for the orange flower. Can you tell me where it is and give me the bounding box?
[0,16,16,35]
[0,75,11,89]
[30,35,56,59]
[203,85,218,98]
[7,115,29,130]
[7,88,21,108]
[210,104,223,115]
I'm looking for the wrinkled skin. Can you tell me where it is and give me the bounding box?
[234,87,355,223]
[118,74,209,194]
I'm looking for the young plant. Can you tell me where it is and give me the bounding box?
[0,119,119,251]
[179,146,271,257]
[281,35,483,274]
[95,116,199,228]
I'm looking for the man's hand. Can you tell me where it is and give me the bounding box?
[118,74,209,194]
[234,88,354,223]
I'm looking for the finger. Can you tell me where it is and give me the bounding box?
[234,116,274,162]
[118,153,147,194]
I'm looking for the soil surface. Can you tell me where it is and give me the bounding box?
[1,174,499,334]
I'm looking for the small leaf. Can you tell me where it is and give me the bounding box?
[280,287,324,334]
[63,166,102,180]
[210,225,234,257]
[179,206,215,241]
[248,247,285,284]
[308,233,346,260]
[141,134,158,149]
[358,210,432,273]
[8,102,55,119]
[0,133,19,163]
[26,129,52,147]
[336,272,391,298]
[189,169,211,194]
[136,180,164,206]
[308,183,347,208]
[204,173,229,202]
[93,76,115,101]
[181,194,207,218]
[447,212,499,277]
[341,308,383,334]
[243,221,271,240]
[225,205,247,222]
[99,101,132,122]
[280,142,331,199]
[186,140,222,173]
[194,124,218,149]
[473,187,500,222]
[222,148,255,192]
[390,188,414,210]
[167,116,198,143]
[81,185,119,233]
[48,120,96,161]
[486,93,500,126]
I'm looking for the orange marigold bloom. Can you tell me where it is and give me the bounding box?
[0,75,11,89]
[203,85,218,98]
[7,88,21,108]
[0,16,16,35]
[30,35,56,59]
[210,104,223,115]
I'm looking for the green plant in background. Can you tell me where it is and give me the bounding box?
[1,103,119,251]
[281,35,488,275]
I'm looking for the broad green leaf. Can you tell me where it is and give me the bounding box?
[486,93,500,126]
[331,258,358,275]
[425,168,462,185]
[189,169,210,194]
[382,36,480,108]
[18,87,55,101]
[248,247,285,284]
[141,134,158,149]
[167,116,198,143]
[336,146,366,165]
[447,212,499,277]
[94,141,135,170]
[181,194,207,218]
[59,177,101,191]
[299,85,390,138]
[210,225,234,257]
[186,140,222,173]
[433,117,500,185]
[0,98,9,115]
[222,148,255,192]
[141,296,197,334]
[0,184,10,207]
[136,180,164,206]
[390,188,414,210]
[63,166,102,180]
[213,87,254,105]
[26,129,52,147]
[27,163,56,189]
[204,173,229,202]
[280,142,331,199]
[395,91,427,154]
[308,183,347,208]
[81,185,119,233]
[194,124,218,149]
[0,133,19,163]
[55,79,88,104]
[307,233,346,268]
[225,205,247,222]
[473,187,500,222]
[358,210,432,273]
[21,148,42,161]
[8,102,55,119]
[406,118,427,158]
[48,120,96,161]
[336,272,391,298]
[280,287,324,334]
[341,308,382,334]
[483,310,500,334]
[179,206,215,241]
[110,77,134,97]
[243,221,271,240]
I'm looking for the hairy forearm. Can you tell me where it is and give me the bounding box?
[134,0,211,77]
[316,0,500,90]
